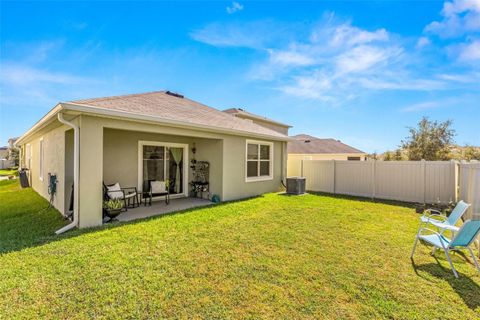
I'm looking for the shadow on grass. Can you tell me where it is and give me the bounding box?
[0,194,264,255]
[411,257,480,310]
[305,191,417,209]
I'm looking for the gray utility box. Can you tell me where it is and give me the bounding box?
[286,177,306,195]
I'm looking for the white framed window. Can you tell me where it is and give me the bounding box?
[246,140,273,182]
[39,138,44,181]
[26,143,31,169]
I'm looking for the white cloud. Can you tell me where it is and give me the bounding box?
[0,63,100,108]
[402,101,444,112]
[327,24,388,47]
[401,95,475,112]
[437,72,480,82]
[359,77,446,91]
[280,71,334,101]
[268,18,422,102]
[443,0,480,15]
[190,21,281,49]
[226,2,244,14]
[458,39,480,61]
[416,36,431,49]
[192,12,478,104]
[335,45,402,74]
[268,49,315,66]
[0,64,88,86]
[425,0,480,38]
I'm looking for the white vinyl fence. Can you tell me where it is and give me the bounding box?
[459,162,480,220]
[0,159,15,169]
[301,160,457,204]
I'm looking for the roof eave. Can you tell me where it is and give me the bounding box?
[287,152,367,155]
[62,102,292,142]
[15,104,64,146]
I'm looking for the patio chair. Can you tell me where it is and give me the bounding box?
[143,180,169,206]
[103,182,140,210]
[411,219,480,278]
[418,200,470,235]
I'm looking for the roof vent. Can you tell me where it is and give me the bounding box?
[165,91,184,98]
[305,140,311,143]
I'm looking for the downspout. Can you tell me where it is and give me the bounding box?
[55,113,79,234]
[281,141,287,188]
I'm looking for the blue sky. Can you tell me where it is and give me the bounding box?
[1,0,479,152]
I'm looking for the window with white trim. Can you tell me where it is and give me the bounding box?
[246,140,273,182]
[26,144,31,169]
[39,138,44,181]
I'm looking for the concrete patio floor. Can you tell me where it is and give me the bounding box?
[116,197,213,222]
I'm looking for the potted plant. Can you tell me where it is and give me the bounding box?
[103,199,124,222]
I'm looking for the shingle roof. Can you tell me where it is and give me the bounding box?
[68,91,288,139]
[223,108,291,128]
[288,134,365,154]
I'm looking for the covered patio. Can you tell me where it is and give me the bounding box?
[98,127,222,224]
[115,197,213,222]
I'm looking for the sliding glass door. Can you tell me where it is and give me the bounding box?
[139,142,188,196]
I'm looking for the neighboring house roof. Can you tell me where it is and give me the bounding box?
[288,134,365,154]
[17,91,290,145]
[223,108,291,128]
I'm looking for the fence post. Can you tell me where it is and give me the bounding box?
[332,160,336,194]
[452,160,459,202]
[467,164,475,220]
[421,159,426,204]
[371,160,376,200]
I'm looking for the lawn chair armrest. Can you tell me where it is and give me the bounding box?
[425,214,447,222]
[425,208,443,215]
[423,208,445,216]
[421,211,447,222]
[434,223,460,232]
[121,186,138,194]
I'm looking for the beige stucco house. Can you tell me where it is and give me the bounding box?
[16,91,290,231]
[287,134,367,176]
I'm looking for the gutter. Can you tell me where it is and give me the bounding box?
[55,113,79,234]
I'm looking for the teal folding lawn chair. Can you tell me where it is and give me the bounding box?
[419,200,470,235]
[411,219,480,278]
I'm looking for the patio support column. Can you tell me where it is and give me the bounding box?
[78,115,104,228]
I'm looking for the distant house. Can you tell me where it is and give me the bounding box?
[16,91,291,230]
[287,134,367,176]
[0,147,8,160]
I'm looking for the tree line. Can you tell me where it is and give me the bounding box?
[373,117,480,161]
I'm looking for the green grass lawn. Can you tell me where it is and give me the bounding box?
[0,168,18,176]
[0,179,479,319]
